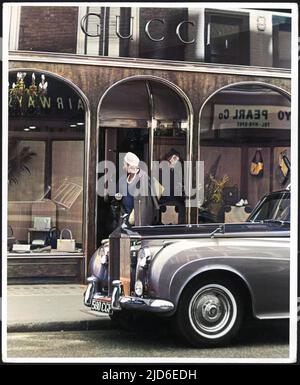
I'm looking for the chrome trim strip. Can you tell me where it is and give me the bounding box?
[84,281,95,306]
[87,276,99,282]
[145,80,155,174]
[8,254,85,259]
[256,314,289,320]
[111,280,123,311]
[127,231,290,240]
[9,51,291,79]
[119,296,174,313]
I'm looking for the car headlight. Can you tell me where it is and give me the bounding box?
[89,245,109,276]
[134,280,143,296]
[99,245,109,265]
[137,247,152,268]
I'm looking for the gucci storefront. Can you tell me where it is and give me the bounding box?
[6,5,292,283]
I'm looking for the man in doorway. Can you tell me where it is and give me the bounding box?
[159,149,186,224]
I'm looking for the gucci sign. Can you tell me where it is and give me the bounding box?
[80,13,195,44]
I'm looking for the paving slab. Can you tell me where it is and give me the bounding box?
[7,285,108,332]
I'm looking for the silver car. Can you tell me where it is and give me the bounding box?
[84,189,290,347]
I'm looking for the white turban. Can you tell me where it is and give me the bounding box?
[124,152,140,168]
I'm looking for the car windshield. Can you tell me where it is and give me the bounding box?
[248,192,290,223]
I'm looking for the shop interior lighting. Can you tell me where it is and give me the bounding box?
[9,72,48,99]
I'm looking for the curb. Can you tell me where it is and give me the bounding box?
[7,318,113,333]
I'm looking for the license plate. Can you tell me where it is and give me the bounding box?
[91,297,112,314]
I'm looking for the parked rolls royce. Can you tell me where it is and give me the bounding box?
[84,189,290,347]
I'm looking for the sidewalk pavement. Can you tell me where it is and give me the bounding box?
[7,285,110,332]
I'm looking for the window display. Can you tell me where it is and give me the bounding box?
[8,70,86,254]
[198,83,290,223]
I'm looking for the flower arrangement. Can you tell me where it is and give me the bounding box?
[9,72,48,116]
[9,72,48,98]
[204,174,229,206]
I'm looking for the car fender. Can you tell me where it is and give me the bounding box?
[169,261,255,313]
[148,238,289,318]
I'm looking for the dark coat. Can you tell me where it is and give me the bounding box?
[118,169,160,226]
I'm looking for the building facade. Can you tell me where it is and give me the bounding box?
[7,5,292,283]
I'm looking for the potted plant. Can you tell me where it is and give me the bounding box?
[200,174,229,222]
[8,139,37,184]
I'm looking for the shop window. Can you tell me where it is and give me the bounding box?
[8,70,86,254]
[198,83,290,224]
[205,11,250,65]
[272,16,291,68]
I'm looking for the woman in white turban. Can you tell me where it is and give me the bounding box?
[116,152,159,226]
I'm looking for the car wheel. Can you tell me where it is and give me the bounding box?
[176,278,244,347]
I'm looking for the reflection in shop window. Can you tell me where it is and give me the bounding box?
[272,16,291,68]
[8,140,45,200]
[205,11,250,65]
[8,70,86,254]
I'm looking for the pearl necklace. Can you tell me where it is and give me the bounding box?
[127,173,137,184]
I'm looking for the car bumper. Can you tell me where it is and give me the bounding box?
[84,279,174,314]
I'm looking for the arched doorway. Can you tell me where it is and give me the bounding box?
[8,69,90,267]
[97,76,193,240]
[197,82,291,223]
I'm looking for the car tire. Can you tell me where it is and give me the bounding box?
[176,278,244,347]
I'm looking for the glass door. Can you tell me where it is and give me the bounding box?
[97,77,191,241]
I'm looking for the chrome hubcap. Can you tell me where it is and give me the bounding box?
[188,284,237,339]
[201,295,222,322]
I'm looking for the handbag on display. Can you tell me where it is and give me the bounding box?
[56,228,76,252]
[278,151,290,185]
[7,224,16,251]
[250,150,264,177]
[45,227,60,249]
